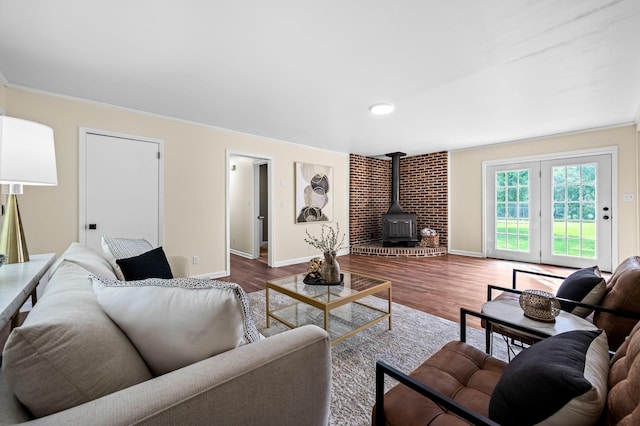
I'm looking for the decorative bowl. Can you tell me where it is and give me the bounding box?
[519,289,561,322]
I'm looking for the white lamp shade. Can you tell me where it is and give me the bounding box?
[0,116,57,186]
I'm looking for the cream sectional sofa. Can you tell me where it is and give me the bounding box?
[0,243,331,425]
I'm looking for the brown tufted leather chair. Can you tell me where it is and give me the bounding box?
[607,320,640,424]
[594,256,640,350]
[374,312,640,425]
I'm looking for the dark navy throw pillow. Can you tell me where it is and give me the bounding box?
[116,246,174,280]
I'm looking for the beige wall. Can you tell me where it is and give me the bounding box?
[0,84,6,112]
[450,125,639,263]
[6,87,349,276]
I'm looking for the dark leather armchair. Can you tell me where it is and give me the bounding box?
[373,309,640,425]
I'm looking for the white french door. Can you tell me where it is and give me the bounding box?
[540,155,612,270]
[486,154,612,271]
[486,162,541,263]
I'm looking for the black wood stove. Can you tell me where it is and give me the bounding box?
[382,152,418,247]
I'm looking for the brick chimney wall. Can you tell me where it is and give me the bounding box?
[349,154,390,245]
[349,151,448,248]
[399,152,449,248]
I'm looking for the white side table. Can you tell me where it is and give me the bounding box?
[0,253,56,330]
[482,298,598,358]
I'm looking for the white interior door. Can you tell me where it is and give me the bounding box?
[80,130,162,252]
[485,153,613,271]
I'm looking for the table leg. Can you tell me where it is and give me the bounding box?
[388,286,392,330]
[30,288,38,305]
[324,306,329,332]
[10,313,20,329]
[485,323,492,355]
[266,287,271,328]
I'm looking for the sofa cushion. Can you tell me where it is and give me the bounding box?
[49,241,117,280]
[116,246,173,280]
[2,261,152,418]
[101,235,153,280]
[556,266,606,317]
[378,340,508,424]
[489,329,609,426]
[91,276,261,375]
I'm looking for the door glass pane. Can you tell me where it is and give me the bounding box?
[553,185,565,201]
[582,239,596,258]
[550,164,597,259]
[518,187,529,202]
[553,220,566,237]
[495,169,530,252]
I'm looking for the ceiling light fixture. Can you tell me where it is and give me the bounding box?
[369,103,395,115]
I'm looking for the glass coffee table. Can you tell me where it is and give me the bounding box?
[266,271,392,344]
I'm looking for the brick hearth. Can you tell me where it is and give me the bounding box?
[350,243,447,258]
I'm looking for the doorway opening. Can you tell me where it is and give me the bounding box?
[226,152,273,274]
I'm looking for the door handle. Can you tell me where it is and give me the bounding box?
[258,216,265,220]
[88,224,97,230]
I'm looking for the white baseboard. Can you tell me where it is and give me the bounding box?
[272,255,316,268]
[447,249,484,258]
[272,248,349,268]
[230,249,253,259]
[192,270,229,279]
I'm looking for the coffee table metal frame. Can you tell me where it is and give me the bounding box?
[266,271,392,344]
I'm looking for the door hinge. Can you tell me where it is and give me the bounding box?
[157,152,161,159]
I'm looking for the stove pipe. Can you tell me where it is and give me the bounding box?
[385,152,406,214]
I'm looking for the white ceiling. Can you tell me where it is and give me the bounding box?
[1,1,639,157]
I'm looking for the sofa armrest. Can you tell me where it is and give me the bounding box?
[167,255,190,278]
[24,325,331,426]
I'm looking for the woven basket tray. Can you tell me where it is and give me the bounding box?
[519,289,561,322]
[419,235,439,248]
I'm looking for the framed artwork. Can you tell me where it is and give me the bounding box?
[295,162,333,223]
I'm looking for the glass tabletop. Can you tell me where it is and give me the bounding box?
[267,271,389,303]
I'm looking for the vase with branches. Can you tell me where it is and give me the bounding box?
[304,223,345,284]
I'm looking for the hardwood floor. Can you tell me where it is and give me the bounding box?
[223,253,580,328]
[1,253,580,352]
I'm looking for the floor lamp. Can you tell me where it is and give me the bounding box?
[0,116,57,264]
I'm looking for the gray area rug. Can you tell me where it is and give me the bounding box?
[249,290,509,426]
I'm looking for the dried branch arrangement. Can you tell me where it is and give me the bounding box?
[304,222,345,253]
